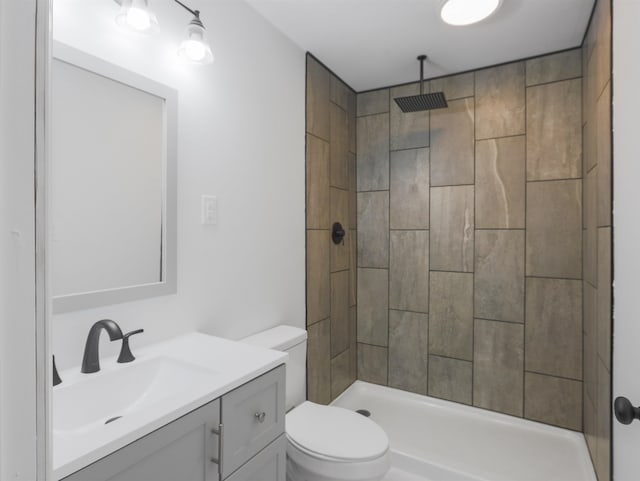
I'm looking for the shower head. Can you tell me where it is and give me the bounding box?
[394,55,448,113]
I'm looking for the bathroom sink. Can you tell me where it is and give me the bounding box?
[54,356,219,438]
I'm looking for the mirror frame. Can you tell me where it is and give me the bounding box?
[52,42,177,314]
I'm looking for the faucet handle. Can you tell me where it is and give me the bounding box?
[117,329,144,364]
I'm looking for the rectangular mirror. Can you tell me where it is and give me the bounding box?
[51,42,177,313]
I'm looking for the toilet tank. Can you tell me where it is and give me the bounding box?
[240,325,307,412]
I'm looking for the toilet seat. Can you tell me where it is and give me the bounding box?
[286,401,389,462]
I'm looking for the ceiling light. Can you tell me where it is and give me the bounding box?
[177,12,214,65]
[440,0,502,26]
[115,0,159,33]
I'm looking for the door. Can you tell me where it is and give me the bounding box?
[612,1,640,479]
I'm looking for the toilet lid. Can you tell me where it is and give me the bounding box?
[286,401,389,461]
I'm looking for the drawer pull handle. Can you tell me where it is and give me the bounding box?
[210,422,224,475]
[255,411,266,423]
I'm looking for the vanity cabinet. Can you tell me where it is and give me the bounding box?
[62,365,286,481]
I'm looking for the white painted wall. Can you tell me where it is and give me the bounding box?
[51,0,306,370]
[0,0,40,479]
[612,1,640,479]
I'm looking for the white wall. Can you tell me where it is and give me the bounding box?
[51,0,306,370]
[0,0,40,478]
[613,1,640,479]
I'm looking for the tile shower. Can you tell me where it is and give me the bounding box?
[306,2,612,477]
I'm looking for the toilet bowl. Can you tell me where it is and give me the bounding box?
[241,326,391,481]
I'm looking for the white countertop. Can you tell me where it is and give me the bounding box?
[53,332,287,480]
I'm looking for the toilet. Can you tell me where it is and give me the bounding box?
[241,325,391,481]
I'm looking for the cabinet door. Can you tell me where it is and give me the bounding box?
[225,435,286,481]
[63,399,221,481]
[220,365,285,478]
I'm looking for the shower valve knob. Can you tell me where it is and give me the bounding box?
[332,222,346,245]
[614,396,640,425]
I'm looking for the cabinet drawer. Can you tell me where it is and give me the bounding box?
[225,435,286,481]
[220,365,285,478]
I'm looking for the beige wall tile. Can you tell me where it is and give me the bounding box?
[524,372,582,431]
[330,76,349,110]
[526,278,582,380]
[584,168,597,286]
[306,56,330,140]
[584,394,597,460]
[390,83,430,151]
[390,148,430,230]
[349,231,357,306]
[348,152,357,226]
[428,356,472,405]
[389,310,428,395]
[475,230,525,323]
[597,227,612,370]
[390,231,429,313]
[526,180,582,279]
[597,82,612,227]
[330,188,350,272]
[595,359,611,481]
[431,98,475,186]
[306,134,330,229]
[476,136,525,229]
[357,191,389,268]
[349,306,357,380]
[475,62,525,139]
[430,72,474,100]
[357,114,390,191]
[357,89,389,116]
[306,230,330,325]
[307,318,331,404]
[431,186,474,272]
[331,271,350,357]
[429,272,474,361]
[331,348,352,400]
[357,344,388,385]
[583,283,598,404]
[330,103,349,190]
[527,79,582,181]
[348,90,357,154]
[474,319,524,416]
[526,49,582,86]
[357,268,388,346]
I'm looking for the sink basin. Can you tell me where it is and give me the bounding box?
[54,356,219,438]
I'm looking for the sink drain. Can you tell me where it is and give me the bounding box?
[105,416,123,425]
[356,409,371,417]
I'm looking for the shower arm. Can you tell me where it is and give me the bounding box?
[418,55,427,96]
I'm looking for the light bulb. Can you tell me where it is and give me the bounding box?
[126,7,151,31]
[440,0,501,26]
[178,15,214,65]
[115,0,158,33]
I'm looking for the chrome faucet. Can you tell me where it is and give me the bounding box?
[81,319,123,373]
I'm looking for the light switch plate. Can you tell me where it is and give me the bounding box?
[201,195,217,225]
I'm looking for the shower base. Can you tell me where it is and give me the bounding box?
[332,381,596,481]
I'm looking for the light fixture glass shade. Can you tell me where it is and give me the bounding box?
[178,17,214,65]
[115,0,159,33]
[440,0,501,26]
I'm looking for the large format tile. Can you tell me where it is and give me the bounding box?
[358,344,388,385]
[389,231,429,313]
[428,356,472,405]
[430,186,474,272]
[331,348,352,400]
[307,318,331,404]
[348,90,357,154]
[330,188,350,272]
[475,230,525,323]
[524,372,582,431]
[349,231,357,306]
[474,319,524,416]
[430,72,474,100]
[357,268,389,346]
[583,283,598,404]
[595,359,611,481]
[306,56,330,141]
[357,114,390,191]
[331,270,350,357]
[390,148,430,230]
[389,310,429,395]
[306,134,330,229]
[527,79,582,181]
[357,89,389,116]
[525,278,582,380]
[429,272,474,361]
[584,168,597,286]
[330,76,350,111]
[330,103,349,190]
[306,230,330,325]
[525,49,582,86]
[592,0,611,103]
[431,98,474,186]
[597,227,612,370]
[389,83,429,151]
[475,136,525,229]
[357,191,389,268]
[597,82,612,227]
[526,180,582,279]
[475,62,525,139]
[349,306,357,380]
